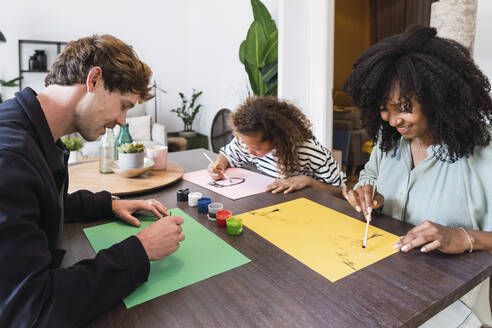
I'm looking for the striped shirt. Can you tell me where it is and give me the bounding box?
[220,137,346,186]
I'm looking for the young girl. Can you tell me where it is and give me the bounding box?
[208,96,345,194]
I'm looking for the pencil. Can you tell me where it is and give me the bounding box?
[362,185,376,249]
[202,152,232,183]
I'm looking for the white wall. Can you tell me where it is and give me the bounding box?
[278,0,335,148]
[0,0,278,139]
[475,0,492,83]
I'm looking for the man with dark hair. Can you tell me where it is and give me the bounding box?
[0,34,185,327]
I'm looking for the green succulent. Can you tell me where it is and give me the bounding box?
[61,137,83,151]
[117,143,145,153]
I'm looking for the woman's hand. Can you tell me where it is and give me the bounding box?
[112,199,168,227]
[266,176,310,194]
[342,184,384,220]
[395,220,472,254]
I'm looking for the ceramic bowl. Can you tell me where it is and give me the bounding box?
[108,158,154,178]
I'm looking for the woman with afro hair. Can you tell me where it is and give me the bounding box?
[208,96,345,195]
[343,25,492,326]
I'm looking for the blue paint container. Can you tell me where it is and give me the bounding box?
[197,197,212,214]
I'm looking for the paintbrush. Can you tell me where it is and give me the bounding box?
[203,152,233,183]
[362,185,376,249]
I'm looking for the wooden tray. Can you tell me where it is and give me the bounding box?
[68,161,184,196]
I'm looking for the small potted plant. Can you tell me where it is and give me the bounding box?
[171,89,203,138]
[61,137,84,164]
[117,143,145,169]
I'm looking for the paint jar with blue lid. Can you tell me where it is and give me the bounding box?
[197,197,212,214]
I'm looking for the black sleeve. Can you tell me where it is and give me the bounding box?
[64,190,113,222]
[0,150,150,328]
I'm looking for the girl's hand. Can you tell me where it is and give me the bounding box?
[394,220,473,254]
[207,162,226,180]
[266,176,310,194]
[342,184,383,221]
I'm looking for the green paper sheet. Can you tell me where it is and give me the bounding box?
[83,208,251,308]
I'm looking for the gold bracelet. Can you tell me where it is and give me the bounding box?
[459,227,473,253]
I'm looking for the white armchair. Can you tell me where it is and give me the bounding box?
[79,102,167,158]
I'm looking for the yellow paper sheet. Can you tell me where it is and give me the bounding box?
[236,198,400,282]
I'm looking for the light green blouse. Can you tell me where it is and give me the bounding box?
[355,134,492,231]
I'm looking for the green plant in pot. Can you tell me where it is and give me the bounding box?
[0,77,22,103]
[61,137,83,164]
[171,89,203,138]
[117,143,145,169]
[239,0,278,96]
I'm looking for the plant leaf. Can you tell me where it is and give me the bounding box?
[0,76,22,87]
[263,30,278,64]
[245,61,260,95]
[251,0,277,36]
[259,62,278,96]
[245,21,267,67]
[239,40,247,65]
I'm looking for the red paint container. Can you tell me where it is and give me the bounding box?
[216,210,232,227]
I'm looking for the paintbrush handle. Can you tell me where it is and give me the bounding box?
[362,218,370,248]
[203,152,231,181]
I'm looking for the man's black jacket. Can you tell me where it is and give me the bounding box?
[0,88,150,327]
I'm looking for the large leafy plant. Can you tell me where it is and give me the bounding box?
[171,89,203,132]
[239,0,278,96]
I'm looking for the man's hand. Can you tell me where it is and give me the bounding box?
[266,176,310,194]
[394,220,472,254]
[136,216,186,261]
[112,199,168,227]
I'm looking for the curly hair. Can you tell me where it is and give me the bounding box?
[342,25,492,162]
[45,34,153,101]
[231,96,315,177]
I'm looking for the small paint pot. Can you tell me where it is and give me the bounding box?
[188,192,202,207]
[177,188,190,202]
[226,217,243,236]
[207,202,223,221]
[216,210,232,228]
[197,197,212,214]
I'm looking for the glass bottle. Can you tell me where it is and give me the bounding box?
[99,128,116,173]
[115,123,133,160]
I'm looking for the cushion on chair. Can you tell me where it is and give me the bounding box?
[114,115,152,141]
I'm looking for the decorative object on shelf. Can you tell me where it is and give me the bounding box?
[62,137,83,164]
[171,89,203,138]
[115,123,133,160]
[117,143,145,169]
[239,0,278,96]
[28,50,47,71]
[0,77,22,103]
[99,128,116,173]
[0,31,6,43]
[18,40,67,91]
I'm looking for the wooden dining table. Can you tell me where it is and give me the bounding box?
[63,149,492,327]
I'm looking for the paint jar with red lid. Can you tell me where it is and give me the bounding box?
[216,210,232,227]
